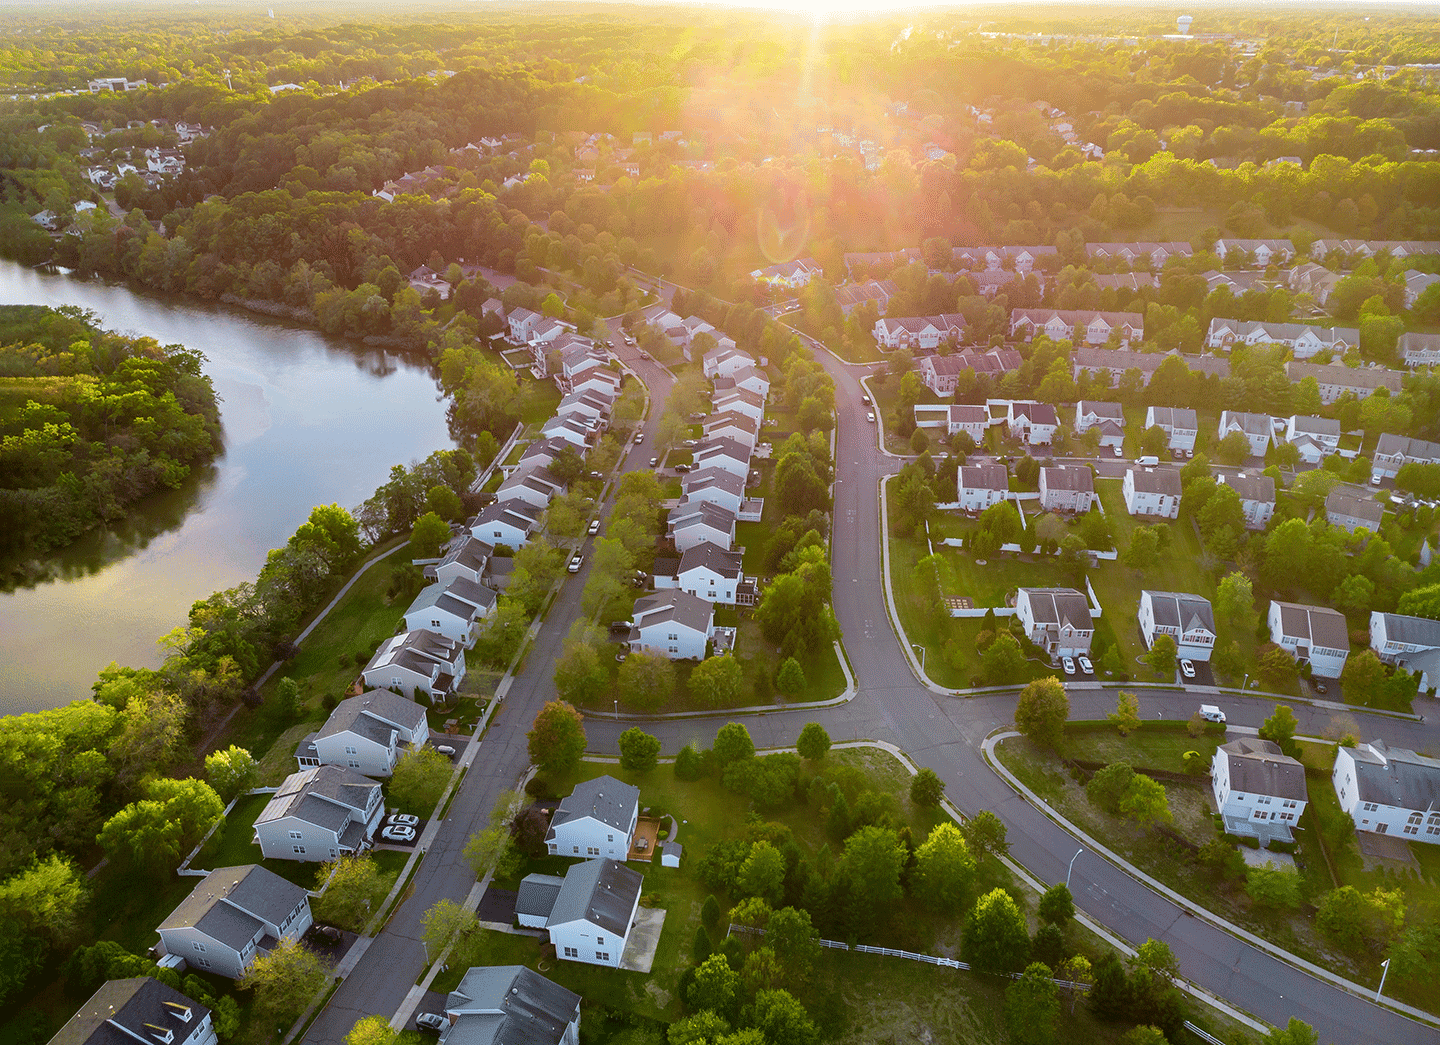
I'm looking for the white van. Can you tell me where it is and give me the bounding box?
[1138,455,1160,467]
[1199,705,1226,724]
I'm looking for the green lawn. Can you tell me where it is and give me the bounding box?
[520,379,562,426]
[1056,720,1226,772]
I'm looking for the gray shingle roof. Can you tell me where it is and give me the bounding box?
[160,866,306,948]
[1373,612,1440,649]
[446,965,580,1045]
[257,767,376,833]
[1220,473,1276,504]
[1272,600,1349,649]
[960,464,1008,492]
[1221,738,1308,801]
[1220,411,1272,437]
[1325,491,1384,528]
[1349,740,1440,811]
[547,775,640,835]
[1148,406,1198,431]
[1128,467,1182,496]
[1143,590,1214,634]
[1020,588,1094,631]
[632,589,714,634]
[546,858,642,935]
[515,874,564,920]
[678,541,743,580]
[318,691,425,741]
[51,977,212,1045]
[1041,465,1093,492]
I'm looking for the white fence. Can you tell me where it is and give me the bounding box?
[1183,1022,1228,1045]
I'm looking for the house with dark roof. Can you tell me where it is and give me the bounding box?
[1122,467,1182,519]
[1326,491,1384,535]
[252,766,383,862]
[703,344,757,380]
[629,589,715,660]
[1333,740,1440,844]
[680,467,746,515]
[429,535,492,588]
[1369,611,1440,690]
[1144,406,1198,453]
[1268,600,1350,678]
[496,467,564,512]
[667,501,737,554]
[1138,590,1215,662]
[469,502,541,550]
[701,413,760,451]
[1006,401,1058,445]
[956,464,1009,513]
[711,386,765,426]
[1281,415,1342,466]
[1217,473,1276,530]
[1217,411,1274,458]
[1074,401,1126,449]
[403,579,497,646]
[443,966,581,1045]
[1372,433,1440,479]
[1212,738,1308,845]
[691,436,750,480]
[540,414,598,451]
[516,859,643,967]
[50,977,217,1045]
[156,866,312,978]
[1286,361,1403,406]
[1039,465,1095,513]
[1206,318,1357,358]
[1399,331,1440,369]
[298,690,429,776]
[545,775,640,859]
[714,365,770,402]
[652,541,747,604]
[1016,588,1095,658]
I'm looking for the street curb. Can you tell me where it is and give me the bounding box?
[877,473,951,697]
[982,730,1440,1031]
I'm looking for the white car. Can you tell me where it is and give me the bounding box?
[861,393,872,405]
[1077,655,1093,674]
[1180,659,1196,679]
[381,824,416,843]
[867,411,876,422]
[568,553,584,573]
[1199,704,1226,724]
[1061,657,1076,675]
[649,457,659,467]
[588,519,600,535]
[387,813,419,827]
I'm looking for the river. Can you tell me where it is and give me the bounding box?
[0,261,457,715]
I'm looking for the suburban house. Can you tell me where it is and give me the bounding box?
[540,414,598,450]
[703,345,757,380]
[571,367,623,400]
[1217,473,1277,530]
[556,343,610,391]
[252,766,384,862]
[1205,319,1358,358]
[297,690,429,776]
[1268,600,1351,678]
[1211,738,1308,845]
[1145,406,1199,453]
[833,279,897,316]
[653,541,747,604]
[1285,361,1403,405]
[629,589,715,660]
[1038,465,1095,513]
[1122,467,1182,519]
[514,437,571,476]
[1405,271,1440,308]
[1326,490,1384,535]
[515,858,643,967]
[1072,348,1166,387]
[1217,411,1273,458]
[956,464,1009,513]
[1084,241,1193,267]
[1212,238,1295,266]
[156,866,312,979]
[1373,433,1440,479]
[680,467,746,515]
[912,404,990,442]
[712,386,765,426]
[752,258,821,288]
[496,470,563,512]
[691,436,751,480]
[1015,587,1095,658]
[1009,308,1143,346]
[403,579,497,646]
[361,629,467,701]
[1138,590,1216,661]
[1282,415,1342,465]
[470,502,541,548]
[668,501,737,553]
[443,966,581,1045]
[702,413,761,450]
[1074,401,1126,449]
[715,365,770,401]
[917,353,967,396]
[555,389,614,424]
[56,978,218,1045]
[1399,331,1440,368]
[1369,611,1440,691]
[1007,401,1059,445]
[1286,261,1343,306]
[1332,740,1440,843]
[429,535,491,587]
[873,315,967,354]
[545,775,640,858]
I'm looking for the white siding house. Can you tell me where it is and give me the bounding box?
[1038,466,1095,513]
[516,859,644,968]
[672,541,746,604]
[156,866,313,979]
[1016,588,1095,658]
[1122,467,1182,519]
[1138,590,1216,661]
[1145,406,1198,453]
[629,589,715,660]
[58,978,219,1045]
[1217,473,1276,530]
[298,690,429,777]
[545,775,640,858]
[443,966,580,1045]
[1007,401,1059,445]
[1332,740,1440,844]
[1369,612,1440,691]
[1211,738,1308,845]
[252,766,384,862]
[1217,411,1274,458]
[957,464,1009,513]
[1268,600,1350,679]
[668,502,737,553]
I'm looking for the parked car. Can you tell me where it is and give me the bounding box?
[675,463,691,472]
[1061,657,1076,675]
[1077,655,1093,674]
[609,620,634,634]
[588,519,600,535]
[436,744,457,758]
[1199,704,1226,723]
[649,456,659,467]
[867,411,876,422]
[387,813,419,827]
[1371,473,1383,486]
[312,925,343,942]
[416,1014,451,1034]
[861,393,871,405]
[568,553,584,573]
[381,824,416,843]
[1112,445,1124,457]
[1180,659,1196,679]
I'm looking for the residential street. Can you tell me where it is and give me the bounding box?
[304,300,1440,1045]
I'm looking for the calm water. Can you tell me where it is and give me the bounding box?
[0,262,456,714]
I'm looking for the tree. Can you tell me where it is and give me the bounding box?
[1118,774,1172,825]
[1038,883,1075,927]
[963,810,1010,860]
[686,953,740,1013]
[527,701,586,774]
[617,652,675,711]
[840,825,906,909]
[669,1011,730,1045]
[409,511,451,559]
[962,887,1031,975]
[981,632,1028,684]
[1259,704,1299,756]
[1246,864,1302,910]
[0,854,87,948]
[1132,938,1179,984]
[1122,1028,1168,1045]
[750,988,819,1045]
[765,906,821,978]
[1108,692,1141,736]
[1316,886,1404,953]
[1216,430,1252,465]
[273,677,302,721]
[1140,426,1168,457]
[1005,962,1060,1045]
[910,768,946,806]
[390,747,452,814]
[775,657,805,696]
[796,722,831,762]
[713,723,755,767]
[1123,526,1160,570]
[97,777,224,875]
[738,842,787,906]
[345,1016,397,1045]
[239,939,329,1034]
[1257,645,1300,690]
[312,854,387,931]
[1015,677,1069,749]
[690,656,743,706]
[1214,572,1256,634]
[554,635,606,705]
[463,824,520,880]
[618,727,662,772]
[1266,1018,1320,1045]
[421,897,477,959]
[1143,634,1178,679]
[204,745,257,801]
[911,822,975,913]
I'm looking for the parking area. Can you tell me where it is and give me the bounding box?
[411,990,450,1035]
[373,813,426,849]
[476,886,518,925]
[302,923,360,968]
[428,731,469,762]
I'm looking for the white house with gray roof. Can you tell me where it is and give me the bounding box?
[1326,491,1384,535]
[516,859,643,968]
[1212,738,1308,845]
[442,965,580,1045]
[55,977,218,1045]
[655,541,746,604]
[1399,331,1440,368]
[1373,433,1440,479]
[680,467,746,515]
[1123,467,1182,519]
[359,630,463,702]
[1145,406,1198,453]
[1038,465,1095,513]
[469,502,540,549]
[429,535,492,588]
[1286,361,1403,405]
[1138,590,1216,661]
[1218,473,1276,530]
[496,467,564,511]
[1074,401,1126,449]
[1217,411,1274,458]
[545,775,640,859]
[956,464,1009,513]
[691,436,750,480]
[403,579,497,646]
[297,690,429,776]
[1016,587,1095,659]
[1333,740,1440,844]
[629,589,715,660]
[702,413,760,450]
[1268,600,1350,678]
[252,766,384,862]
[712,386,766,426]
[1284,415,1341,454]
[156,865,312,978]
[668,501,736,553]
[1369,611,1440,690]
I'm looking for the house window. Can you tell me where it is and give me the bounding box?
[1376,823,1389,834]
[1404,824,1419,836]
[597,936,605,946]
[289,830,303,839]
[293,845,307,854]
[596,952,609,962]
[192,942,206,952]
[587,847,600,856]
[197,958,211,969]
[564,947,578,958]
[349,760,360,768]
[573,846,579,854]
[1364,802,1378,812]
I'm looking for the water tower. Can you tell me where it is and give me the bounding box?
[1177,14,1194,35]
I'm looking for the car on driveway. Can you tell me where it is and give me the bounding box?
[1061,657,1076,675]
[1180,659,1196,679]
[381,824,416,843]
[568,553,584,573]
[416,1013,450,1034]
[387,813,419,827]
[1077,655,1093,674]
